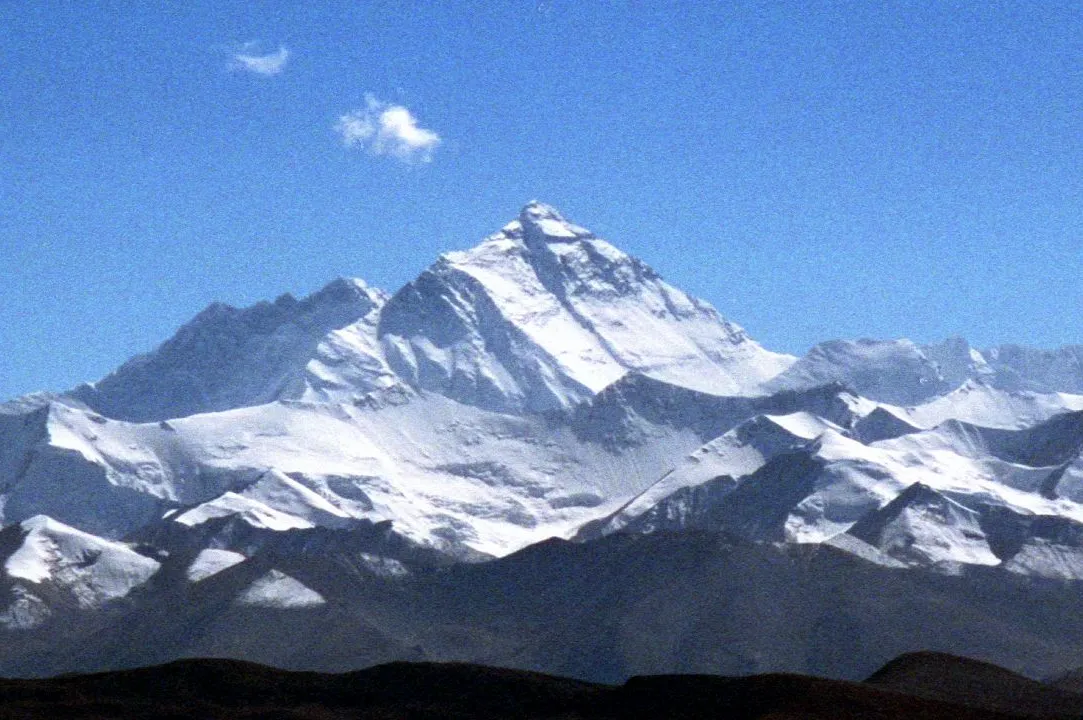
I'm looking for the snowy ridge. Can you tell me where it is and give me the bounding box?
[583,411,839,537]
[847,483,1000,568]
[771,337,1083,406]
[587,401,1083,577]
[378,202,794,412]
[765,339,954,405]
[2,199,1083,616]
[71,278,393,422]
[68,203,793,422]
[0,515,159,628]
[185,548,246,583]
[0,390,745,556]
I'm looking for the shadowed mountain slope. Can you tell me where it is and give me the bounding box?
[867,651,1083,718]
[0,654,1074,719]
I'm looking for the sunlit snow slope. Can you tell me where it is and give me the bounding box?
[3,200,1083,604]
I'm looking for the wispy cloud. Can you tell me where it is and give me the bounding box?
[334,95,441,163]
[232,45,290,76]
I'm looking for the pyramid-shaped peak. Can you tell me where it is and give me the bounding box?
[514,201,593,243]
[520,200,565,222]
[309,276,388,309]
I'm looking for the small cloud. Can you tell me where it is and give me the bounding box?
[232,45,290,76]
[334,94,441,163]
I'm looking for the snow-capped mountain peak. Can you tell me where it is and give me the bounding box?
[378,203,794,412]
[0,515,160,629]
[62,203,794,420]
[515,200,594,243]
[70,276,392,422]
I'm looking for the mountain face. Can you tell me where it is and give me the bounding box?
[378,203,794,413]
[71,278,395,423]
[70,202,793,422]
[4,201,1083,682]
[768,336,1083,406]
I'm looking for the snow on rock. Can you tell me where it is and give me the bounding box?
[236,470,353,528]
[764,339,952,406]
[0,396,53,494]
[2,515,160,615]
[170,470,356,537]
[235,569,325,609]
[982,344,1083,394]
[185,548,247,583]
[846,483,1000,568]
[0,586,51,630]
[6,201,1083,582]
[0,388,741,556]
[852,406,922,443]
[378,202,794,413]
[587,412,838,537]
[767,336,1083,408]
[0,401,170,537]
[591,410,1083,565]
[898,381,1083,431]
[921,337,995,387]
[173,493,315,532]
[71,278,393,422]
[1047,455,1083,504]
[61,202,793,423]
[821,532,908,568]
[1002,539,1083,580]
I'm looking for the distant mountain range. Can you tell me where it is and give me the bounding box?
[4,202,1083,681]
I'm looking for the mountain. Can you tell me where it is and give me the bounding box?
[9,529,1083,687]
[71,278,395,423]
[69,202,793,422]
[770,337,1083,406]
[5,201,1083,683]
[0,515,160,630]
[378,202,794,413]
[0,204,804,555]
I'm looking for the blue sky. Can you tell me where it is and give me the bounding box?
[2,1,1081,401]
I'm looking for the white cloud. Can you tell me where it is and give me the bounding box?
[232,45,290,76]
[334,95,441,163]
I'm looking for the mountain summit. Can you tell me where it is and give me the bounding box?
[71,277,393,422]
[379,201,794,412]
[74,203,794,420]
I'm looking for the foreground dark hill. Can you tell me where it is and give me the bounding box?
[1,654,1078,720]
[867,651,1083,718]
[9,531,1083,684]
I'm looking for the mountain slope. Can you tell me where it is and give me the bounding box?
[0,515,160,631]
[378,202,794,413]
[68,202,793,422]
[771,337,1083,406]
[71,278,394,422]
[7,201,1083,686]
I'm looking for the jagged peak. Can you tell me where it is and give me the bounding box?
[181,277,385,332]
[307,276,387,309]
[520,199,563,220]
[847,482,977,547]
[433,204,649,299]
[481,201,595,247]
[18,513,76,534]
[514,200,594,245]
